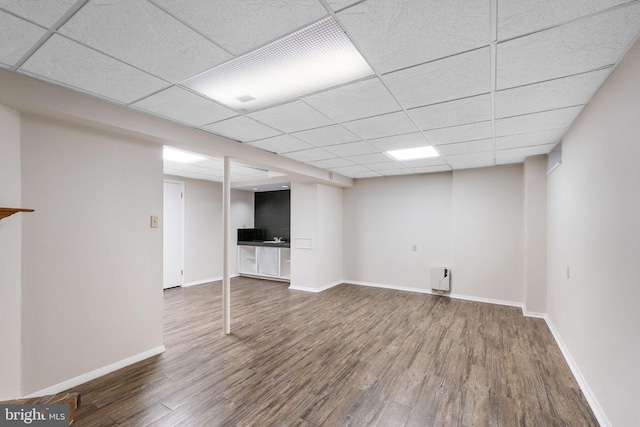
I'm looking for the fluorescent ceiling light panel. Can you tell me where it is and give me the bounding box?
[386,146,439,161]
[163,147,206,163]
[181,17,374,112]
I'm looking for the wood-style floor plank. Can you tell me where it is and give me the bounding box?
[70,277,598,426]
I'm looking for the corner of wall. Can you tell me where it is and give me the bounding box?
[0,104,23,399]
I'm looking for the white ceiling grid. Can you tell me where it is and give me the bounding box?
[1,0,639,184]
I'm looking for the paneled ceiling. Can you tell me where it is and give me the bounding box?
[1,0,639,183]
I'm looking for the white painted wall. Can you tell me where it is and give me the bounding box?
[20,115,164,395]
[343,168,523,304]
[546,38,640,427]
[523,156,547,314]
[316,184,343,288]
[451,165,524,304]
[164,175,254,284]
[0,105,22,399]
[290,182,319,290]
[290,182,342,290]
[343,173,453,290]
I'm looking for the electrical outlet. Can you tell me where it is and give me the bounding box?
[150,215,159,228]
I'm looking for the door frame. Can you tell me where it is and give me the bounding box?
[163,179,185,289]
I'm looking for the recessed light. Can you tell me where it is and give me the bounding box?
[385,146,439,161]
[281,185,289,188]
[181,17,373,112]
[163,147,205,163]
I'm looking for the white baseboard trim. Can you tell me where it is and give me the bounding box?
[183,275,240,287]
[25,345,166,398]
[344,279,523,309]
[448,292,522,309]
[544,316,610,427]
[522,309,546,318]
[184,277,221,287]
[344,280,432,295]
[289,280,342,293]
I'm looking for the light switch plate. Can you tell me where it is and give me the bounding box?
[150,215,159,228]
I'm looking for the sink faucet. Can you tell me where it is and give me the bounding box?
[274,237,282,243]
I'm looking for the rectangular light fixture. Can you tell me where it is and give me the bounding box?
[181,17,374,112]
[163,147,205,163]
[386,146,440,161]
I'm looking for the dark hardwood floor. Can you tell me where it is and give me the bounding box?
[71,277,598,426]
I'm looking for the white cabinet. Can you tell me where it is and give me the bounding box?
[238,246,257,275]
[238,245,290,281]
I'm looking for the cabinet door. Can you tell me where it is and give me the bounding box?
[280,248,291,278]
[238,246,257,274]
[257,246,279,276]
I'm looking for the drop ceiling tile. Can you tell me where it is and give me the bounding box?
[149,0,327,55]
[283,148,336,163]
[400,157,448,168]
[496,3,640,89]
[408,94,492,131]
[337,0,490,73]
[326,0,361,11]
[342,111,418,140]
[231,164,266,175]
[203,170,224,178]
[196,159,224,169]
[20,35,169,104]
[435,138,494,156]
[495,128,564,150]
[163,163,208,173]
[202,116,281,142]
[446,152,495,169]
[411,165,452,174]
[59,0,232,83]
[384,48,491,109]
[498,0,635,40]
[496,144,556,164]
[163,161,201,173]
[0,0,76,26]
[495,106,583,137]
[309,157,356,169]
[246,134,313,154]
[345,153,391,165]
[292,125,360,147]
[133,87,237,126]
[495,69,611,118]
[303,78,401,123]
[424,121,493,145]
[248,101,333,133]
[0,12,47,66]
[367,132,431,151]
[323,141,379,157]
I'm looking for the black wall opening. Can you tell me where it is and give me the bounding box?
[254,189,290,241]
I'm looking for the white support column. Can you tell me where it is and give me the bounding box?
[222,156,231,334]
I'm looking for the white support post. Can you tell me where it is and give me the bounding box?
[222,157,231,334]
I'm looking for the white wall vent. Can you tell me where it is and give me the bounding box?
[431,266,450,294]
